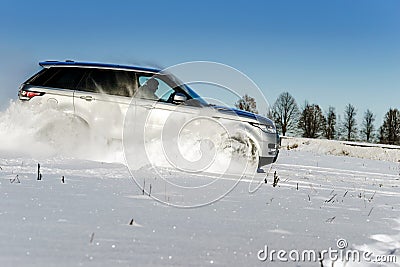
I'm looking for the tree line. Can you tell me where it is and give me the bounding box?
[235,92,400,145]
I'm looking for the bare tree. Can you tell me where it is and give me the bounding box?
[343,104,358,141]
[335,115,343,140]
[298,102,326,138]
[272,92,299,136]
[235,94,258,114]
[379,108,400,145]
[361,109,375,142]
[324,106,336,140]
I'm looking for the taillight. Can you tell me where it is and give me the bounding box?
[19,89,45,101]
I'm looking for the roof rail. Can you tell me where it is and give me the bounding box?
[38,60,162,73]
[39,60,59,67]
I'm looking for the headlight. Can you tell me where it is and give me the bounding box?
[250,122,277,134]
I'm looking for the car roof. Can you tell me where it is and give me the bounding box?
[39,60,161,74]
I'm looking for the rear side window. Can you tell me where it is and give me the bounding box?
[27,67,86,90]
[77,69,137,97]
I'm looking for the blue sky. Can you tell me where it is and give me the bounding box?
[0,0,399,125]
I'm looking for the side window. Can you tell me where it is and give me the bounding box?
[28,67,85,90]
[26,68,58,86]
[137,75,175,101]
[77,69,137,97]
[78,69,114,93]
[114,71,137,97]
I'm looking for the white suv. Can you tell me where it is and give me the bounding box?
[19,60,279,166]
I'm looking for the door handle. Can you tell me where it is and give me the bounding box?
[142,105,153,109]
[80,96,94,101]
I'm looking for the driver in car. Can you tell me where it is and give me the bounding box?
[136,78,159,100]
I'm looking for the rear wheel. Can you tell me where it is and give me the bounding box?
[35,115,90,150]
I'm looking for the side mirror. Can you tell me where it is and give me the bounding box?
[173,93,187,104]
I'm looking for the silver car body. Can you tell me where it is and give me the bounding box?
[18,61,279,166]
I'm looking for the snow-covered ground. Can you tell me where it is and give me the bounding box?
[1,102,399,266]
[282,137,400,163]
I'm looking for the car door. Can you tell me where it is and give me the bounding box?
[73,68,137,140]
[132,74,218,170]
[135,74,203,137]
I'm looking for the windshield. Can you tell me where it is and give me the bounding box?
[182,84,209,106]
[160,73,209,106]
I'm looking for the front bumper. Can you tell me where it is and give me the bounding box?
[257,133,280,167]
